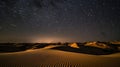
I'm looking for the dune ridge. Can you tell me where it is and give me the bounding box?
[0,42,120,67]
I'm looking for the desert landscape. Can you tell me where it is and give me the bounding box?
[0,41,120,67]
[0,0,120,67]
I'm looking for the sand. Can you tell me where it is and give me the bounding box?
[0,45,120,67]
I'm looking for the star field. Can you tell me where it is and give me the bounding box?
[0,0,120,43]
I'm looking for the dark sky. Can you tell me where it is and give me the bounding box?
[0,0,120,43]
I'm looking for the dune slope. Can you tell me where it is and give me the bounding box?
[0,45,120,67]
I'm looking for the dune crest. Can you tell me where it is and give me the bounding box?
[85,42,110,49]
[68,43,79,48]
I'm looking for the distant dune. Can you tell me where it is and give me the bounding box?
[0,42,120,67]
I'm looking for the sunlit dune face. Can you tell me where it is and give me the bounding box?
[110,41,120,44]
[85,42,110,49]
[25,49,35,52]
[43,45,60,49]
[69,43,79,48]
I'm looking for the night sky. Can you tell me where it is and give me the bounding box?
[0,0,120,43]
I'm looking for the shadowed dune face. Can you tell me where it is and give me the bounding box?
[0,42,120,67]
[51,46,118,55]
[119,47,120,50]
[51,42,120,55]
[0,42,120,55]
[0,43,49,53]
[85,42,110,49]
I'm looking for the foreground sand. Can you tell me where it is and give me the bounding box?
[0,45,120,67]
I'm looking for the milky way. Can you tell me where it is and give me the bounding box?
[0,0,120,42]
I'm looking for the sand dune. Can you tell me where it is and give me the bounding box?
[0,42,120,67]
[0,48,120,67]
[69,43,80,48]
